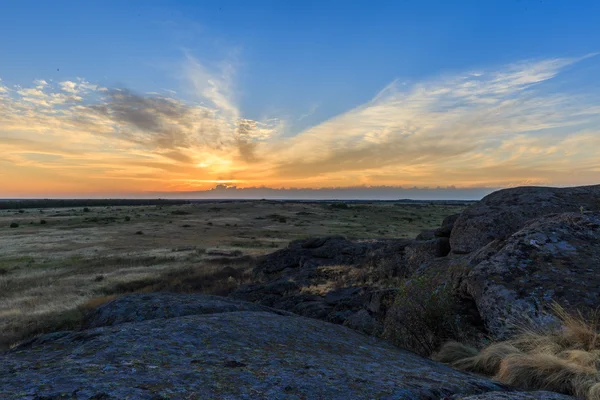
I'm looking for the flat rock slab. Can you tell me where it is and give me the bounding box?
[85,292,294,328]
[2,311,507,399]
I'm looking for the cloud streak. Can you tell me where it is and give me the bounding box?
[1,55,599,197]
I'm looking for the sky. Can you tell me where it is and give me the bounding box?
[1,0,599,199]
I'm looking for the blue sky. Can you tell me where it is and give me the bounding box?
[0,0,599,197]
[2,0,599,128]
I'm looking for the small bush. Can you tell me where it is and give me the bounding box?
[383,273,477,356]
[18,209,25,214]
[40,219,47,225]
[83,207,90,212]
[135,231,144,235]
[9,222,18,228]
[171,210,191,215]
[124,216,131,221]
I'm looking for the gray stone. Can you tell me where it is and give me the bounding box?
[462,212,600,339]
[84,292,293,329]
[343,309,379,335]
[404,237,451,271]
[450,185,600,254]
[435,213,460,238]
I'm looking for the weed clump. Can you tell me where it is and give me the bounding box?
[10,222,19,228]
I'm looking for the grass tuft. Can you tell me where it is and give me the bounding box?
[437,302,600,399]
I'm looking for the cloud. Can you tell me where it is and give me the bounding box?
[0,54,599,197]
[262,56,600,187]
[298,103,320,121]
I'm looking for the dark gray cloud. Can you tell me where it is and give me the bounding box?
[90,89,191,150]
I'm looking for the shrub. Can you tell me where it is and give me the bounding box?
[124,216,131,221]
[435,303,600,399]
[9,222,18,228]
[383,273,477,356]
[83,207,90,212]
[330,202,349,209]
[171,210,191,215]
[18,209,24,214]
[40,219,47,225]
[135,231,144,235]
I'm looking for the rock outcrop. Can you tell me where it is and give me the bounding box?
[450,185,600,254]
[1,294,511,399]
[231,236,412,332]
[461,212,600,338]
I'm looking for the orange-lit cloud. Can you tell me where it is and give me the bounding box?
[0,55,599,197]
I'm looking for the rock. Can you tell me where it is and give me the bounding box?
[324,286,368,306]
[404,238,451,271]
[231,236,414,329]
[365,288,399,314]
[462,212,600,339]
[343,309,379,335]
[450,185,600,254]
[435,213,460,238]
[416,229,437,240]
[1,298,510,399]
[84,293,293,328]
[454,391,574,399]
[253,236,406,278]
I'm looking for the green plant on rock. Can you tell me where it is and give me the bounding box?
[383,273,475,356]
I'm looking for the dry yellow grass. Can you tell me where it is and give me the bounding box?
[434,303,600,399]
[0,201,465,349]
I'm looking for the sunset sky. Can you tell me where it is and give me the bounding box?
[1,1,599,198]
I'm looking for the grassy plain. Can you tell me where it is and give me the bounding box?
[0,200,467,349]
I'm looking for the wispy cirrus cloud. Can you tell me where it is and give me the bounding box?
[263,55,600,187]
[0,54,599,197]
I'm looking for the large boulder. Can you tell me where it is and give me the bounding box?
[450,185,600,254]
[462,212,600,338]
[1,295,511,399]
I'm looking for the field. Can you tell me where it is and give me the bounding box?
[0,200,468,349]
